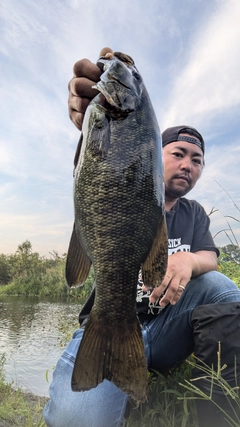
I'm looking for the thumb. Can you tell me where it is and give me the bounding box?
[99,47,114,57]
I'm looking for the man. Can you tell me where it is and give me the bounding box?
[44,49,240,427]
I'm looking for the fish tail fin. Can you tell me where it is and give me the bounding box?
[71,314,148,403]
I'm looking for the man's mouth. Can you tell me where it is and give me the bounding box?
[174,175,190,184]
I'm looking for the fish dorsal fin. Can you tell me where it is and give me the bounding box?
[66,224,92,287]
[141,216,168,288]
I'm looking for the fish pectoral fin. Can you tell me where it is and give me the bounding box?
[66,224,92,287]
[142,215,168,288]
[71,314,148,404]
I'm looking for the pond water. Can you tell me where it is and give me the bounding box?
[0,295,83,396]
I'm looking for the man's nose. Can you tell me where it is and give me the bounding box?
[180,157,192,171]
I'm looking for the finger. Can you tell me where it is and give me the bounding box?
[69,96,91,114]
[68,110,84,131]
[68,94,92,130]
[73,59,102,81]
[148,272,172,304]
[158,279,179,307]
[160,282,185,307]
[169,287,184,305]
[159,290,175,307]
[149,287,164,303]
[99,47,114,57]
[69,77,100,99]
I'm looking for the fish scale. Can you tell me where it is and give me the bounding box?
[66,52,168,403]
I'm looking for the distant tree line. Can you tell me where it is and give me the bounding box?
[0,240,94,298]
[0,240,62,285]
[0,240,239,296]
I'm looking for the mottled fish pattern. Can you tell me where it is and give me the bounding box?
[66,52,168,403]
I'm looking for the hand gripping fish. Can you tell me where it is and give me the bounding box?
[66,52,168,403]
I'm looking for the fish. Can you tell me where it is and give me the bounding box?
[66,51,168,403]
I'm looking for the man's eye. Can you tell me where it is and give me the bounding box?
[173,152,182,158]
[192,158,202,165]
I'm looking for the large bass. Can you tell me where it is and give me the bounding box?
[66,52,168,403]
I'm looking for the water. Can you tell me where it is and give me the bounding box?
[0,295,82,396]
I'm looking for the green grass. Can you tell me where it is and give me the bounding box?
[0,350,198,427]
[1,352,240,426]
[127,349,240,427]
[180,346,240,427]
[0,354,47,427]
[126,361,198,427]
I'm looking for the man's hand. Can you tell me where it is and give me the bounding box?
[149,252,192,307]
[68,47,113,130]
[143,250,218,307]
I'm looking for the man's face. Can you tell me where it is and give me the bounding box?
[162,137,204,199]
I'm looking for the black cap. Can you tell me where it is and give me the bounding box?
[162,125,205,154]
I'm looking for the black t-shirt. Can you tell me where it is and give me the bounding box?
[79,197,219,323]
[136,197,219,317]
[166,198,218,255]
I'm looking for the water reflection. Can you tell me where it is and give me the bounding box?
[0,295,82,396]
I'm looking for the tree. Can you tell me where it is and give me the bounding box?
[0,254,12,285]
[10,240,43,278]
[219,244,240,264]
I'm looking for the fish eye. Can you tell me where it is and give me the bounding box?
[132,71,141,80]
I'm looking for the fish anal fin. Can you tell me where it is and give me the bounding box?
[142,215,168,288]
[66,224,92,287]
[71,314,148,404]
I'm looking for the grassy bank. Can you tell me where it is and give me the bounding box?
[0,351,198,427]
[1,354,239,427]
[0,354,47,427]
[1,350,240,427]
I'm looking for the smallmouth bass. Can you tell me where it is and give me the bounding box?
[66,52,168,403]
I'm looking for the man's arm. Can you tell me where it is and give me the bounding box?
[148,250,218,307]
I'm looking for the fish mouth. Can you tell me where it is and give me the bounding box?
[107,72,131,90]
[97,93,121,112]
[95,88,135,117]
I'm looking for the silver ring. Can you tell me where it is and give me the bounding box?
[179,285,185,292]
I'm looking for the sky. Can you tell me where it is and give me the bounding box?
[0,0,240,256]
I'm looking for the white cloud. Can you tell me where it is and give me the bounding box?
[160,0,240,128]
[188,139,240,247]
